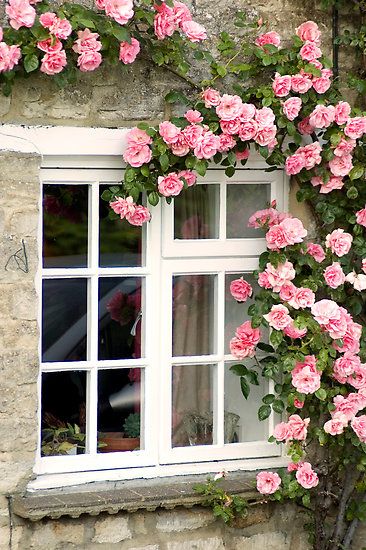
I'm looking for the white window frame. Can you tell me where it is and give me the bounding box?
[0,125,289,490]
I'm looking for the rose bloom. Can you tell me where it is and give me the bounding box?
[288,462,304,472]
[335,101,351,125]
[123,144,152,167]
[248,207,279,228]
[334,137,356,157]
[279,282,296,302]
[309,105,335,128]
[0,43,22,72]
[158,173,184,197]
[288,287,315,310]
[119,37,140,64]
[105,0,134,25]
[255,31,281,48]
[50,17,72,39]
[216,94,243,121]
[159,121,181,144]
[312,77,331,94]
[356,207,366,227]
[362,259,366,274]
[230,336,256,359]
[273,421,293,441]
[311,175,344,194]
[40,50,67,76]
[266,224,287,249]
[329,154,353,177]
[296,21,321,43]
[272,74,291,97]
[255,107,275,127]
[284,321,307,339]
[126,205,151,226]
[324,262,345,289]
[236,149,250,161]
[220,119,241,135]
[6,0,36,30]
[255,125,277,147]
[324,413,348,435]
[38,38,63,54]
[110,196,135,218]
[333,395,360,421]
[127,127,152,147]
[311,299,340,325]
[256,471,281,495]
[333,319,362,354]
[346,271,366,292]
[300,41,322,61]
[333,352,360,383]
[351,415,366,443]
[296,462,319,489]
[194,131,219,159]
[265,261,296,291]
[325,229,353,257]
[291,74,312,94]
[298,116,315,135]
[72,29,102,54]
[181,20,207,42]
[238,120,258,141]
[348,364,366,390]
[294,398,305,408]
[185,110,203,124]
[283,97,302,121]
[239,103,256,122]
[264,304,292,330]
[306,243,325,262]
[285,153,306,175]
[154,9,176,40]
[230,320,261,358]
[177,170,196,187]
[298,142,322,170]
[292,355,321,394]
[258,271,271,289]
[217,134,236,153]
[182,124,203,148]
[202,88,221,107]
[78,50,102,71]
[288,414,310,440]
[344,117,366,140]
[281,217,307,245]
[230,277,252,302]
[325,306,350,341]
[173,1,192,26]
[171,133,189,156]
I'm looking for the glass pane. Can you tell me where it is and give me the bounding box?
[98,277,143,360]
[226,183,270,238]
[225,362,268,442]
[173,274,216,356]
[97,368,143,453]
[225,273,257,354]
[42,279,87,362]
[174,184,219,239]
[172,364,214,447]
[99,185,143,267]
[43,184,88,268]
[41,371,87,456]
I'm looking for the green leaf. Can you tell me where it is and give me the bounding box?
[216,65,227,77]
[159,153,169,172]
[78,19,96,29]
[196,160,207,177]
[101,189,112,201]
[315,388,327,401]
[148,191,159,206]
[246,370,259,385]
[240,377,250,399]
[165,90,190,104]
[347,186,358,199]
[141,165,150,177]
[272,399,285,414]
[257,343,275,353]
[258,404,271,421]
[24,54,39,73]
[230,364,248,376]
[262,394,275,405]
[349,165,364,181]
[225,166,235,178]
[270,330,283,348]
[111,26,131,43]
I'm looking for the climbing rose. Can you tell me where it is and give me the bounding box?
[216,94,243,121]
[312,76,331,94]
[288,287,315,310]
[284,322,307,339]
[123,145,152,167]
[324,262,345,289]
[158,173,184,197]
[272,74,291,97]
[344,117,366,140]
[351,416,366,443]
[285,153,306,175]
[110,196,135,218]
[193,131,219,159]
[292,355,321,394]
[202,88,221,107]
[185,110,203,124]
[104,0,134,25]
[283,97,302,121]
[127,128,152,147]
[159,121,181,144]
[306,243,325,262]
[300,41,322,61]
[291,74,312,94]
[288,414,310,440]
[39,12,72,39]
[311,300,340,325]
[6,0,36,30]
[126,205,151,226]
[78,50,102,71]
[230,278,252,302]
[177,170,196,187]
[333,138,356,157]
[264,261,296,292]
[329,154,353,177]
[325,229,353,257]
[40,50,67,75]
[181,20,207,42]
[73,29,102,54]
[0,43,21,72]
[119,37,140,64]
[230,321,261,359]
[255,31,281,48]
[296,21,321,43]
[309,105,335,128]
[296,462,319,489]
[356,207,366,227]
[264,304,292,330]
[335,101,351,125]
[256,472,281,495]
[345,271,366,292]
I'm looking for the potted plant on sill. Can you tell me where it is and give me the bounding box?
[41,423,86,456]
[98,412,140,452]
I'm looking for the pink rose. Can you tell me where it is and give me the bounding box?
[333,395,360,421]
[182,124,203,148]
[236,149,250,161]
[285,153,306,175]
[77,50,102,72]
[356,207,366,227]
[298,142,322,170]
[202,88,221,108]
[255,125,277,147]
[300,41,322,61]
[266,225,287,249]
[6,0,36,29]
[127,127,152,147]
[351,415,366,443]
[217,134,236,153]
[334,137,356,157]
[51,17,72,40]
[126,205,151,226]
[248,207,282,228]
[298,116,315,135]
[344,117,366,139]
[239,103,256,122]
[0,43,22,72]
[216,94,243,121]
[288,462,303,472]
[40,50,67,76]
[72,29,102,54]
[273,422,292,441]
[284,322,307,339]
[38,38,63,54]
[171,133,189,156]
[220,119,240,135]
[283,97,302,121]
[309,105,335,128]
[306,243,325,262]
[154,8,176,40]
[230,278,253,302]
[291,74,312,94]
[159,121,181,144]
[230,321,261,358]
[288,287,315,310]
[325,229,353,257]
[311,175,344,194]
[185,110,203,124]
[348,364,366,390]
[256,471,281,495]
[158,173,184,197]
[264,304,292,330]
[329,154,353,177]
[177,170,196,187]
[258,271,271,289]
[123,144,152,167]
[296,21,321,43]
[255,31,281,48]
[255,107,275,127]
[272,74,291,97]
[324,413,348,435]
[294,398,305,408]
[335,101,351,125]
[194,131,219,159]
[172,1,191,26]
[312,77,331,94]
[288,414,310,440]
[334,353,361,383]
[238,120,258,141]
[345,271,366,292]
[181,20,207,42]
[292,355,321,394]
[105,0,134,25]
[39,12,56,27]
[265,261,296,291]
[119,37,140,64]
[279,282,296,302]
[110,196,135,218]
[281,217,307,245]
[311,299,340,325]
[326,307,351,341]
[324,262,345,289]
[296,462,319,489]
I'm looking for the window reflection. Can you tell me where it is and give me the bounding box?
[174,184,219,240]
[226,183,270,238]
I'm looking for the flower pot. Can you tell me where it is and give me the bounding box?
[98,432,140,452]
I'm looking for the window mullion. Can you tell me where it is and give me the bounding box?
[215,271,225,447]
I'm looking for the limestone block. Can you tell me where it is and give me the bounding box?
[166,537,224,550]
[10,286,38,321]
[9,210,39,237]
[28,519,84,548]
[231,532,289,550]
[156,508,215,532]
[92,515,131,543]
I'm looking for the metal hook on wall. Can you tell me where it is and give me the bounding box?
[4,239,29,273]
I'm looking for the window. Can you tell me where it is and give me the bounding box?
[37,161,288,481]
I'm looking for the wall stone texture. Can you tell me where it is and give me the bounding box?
[0,0,365,549]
